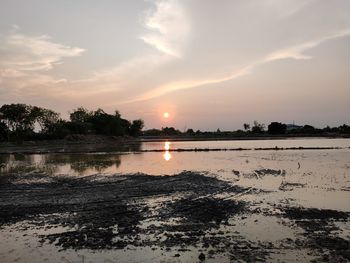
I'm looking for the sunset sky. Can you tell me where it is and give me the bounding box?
[0,0,349,130]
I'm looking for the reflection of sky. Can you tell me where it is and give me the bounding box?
[141,139,350,152]
[1,145,350,211]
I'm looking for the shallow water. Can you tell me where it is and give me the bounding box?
[1,138,350,262]
[141,138,350,151]
[1,139,350,210]
[1,138,350,177]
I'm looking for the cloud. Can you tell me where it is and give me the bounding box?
[41,0,190,101]
[0,27,85,104]
[264,28,350,62]
[61,54,170,98]
[26,0,190,104]
[140,0,190,57]
[123,66,252,103]
[0,28,85,77]
[126,27,350,103]
[41,0,349,106]
[1,0,350,118]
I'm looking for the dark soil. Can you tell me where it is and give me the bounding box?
[0,171,349,262]
[283,207,349,220]
[281,206,350,262]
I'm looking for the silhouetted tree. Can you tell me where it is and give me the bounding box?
[0,104,34,131]
[300,125,316,134]
[88,109,130,136]
[130,119,144,136]
[0,104,39,140]
[0,103,144,140]
[69,107,92,123]
[186,128,195,135]
[339,124,350,134]
[35,108,60,133]
[0,104,63,140]
[64,121,93,135]
[268,122,287,134]
[251,121,265,134]
[143,129,162,136]
[45,120,71,139]
[162,127,181,136]
[0,121,9,141]
[114,110,121,118]
[243,123,250,132]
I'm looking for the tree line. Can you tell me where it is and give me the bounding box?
[0,104,144,142]
[143,121,350,137]
[1,104,349,142]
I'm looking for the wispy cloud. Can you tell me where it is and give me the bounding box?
[0,28,85,77]
[264,28,350,62]
[60,54,170,98]
[140,0,190,57]
[123,66,252,103]
[126,28,350,103]
[0,27,86,103]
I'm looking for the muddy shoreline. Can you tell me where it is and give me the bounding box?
[1,171,349,262]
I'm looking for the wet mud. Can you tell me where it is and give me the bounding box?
[1,170,349,262]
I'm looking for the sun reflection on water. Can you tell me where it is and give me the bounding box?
[163,141,172,161]
[164,141,170,151]
[163,151,172,161]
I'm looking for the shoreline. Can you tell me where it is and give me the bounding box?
[140,134,350,142]
[1,171,349,262]
[0,136,349,154]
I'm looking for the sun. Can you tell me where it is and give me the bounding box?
[163,112,169,118]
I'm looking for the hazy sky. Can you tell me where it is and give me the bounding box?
[0,0,349,130]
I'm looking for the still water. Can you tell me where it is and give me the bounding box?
[1,138,349,207]
[0,139,350,177]
[1,138,349,178]
[141,137,350,150]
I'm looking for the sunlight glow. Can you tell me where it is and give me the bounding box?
[163,151,172,161]
[163,141,172,161]
[164,141,171,150]
[163,112,169,118]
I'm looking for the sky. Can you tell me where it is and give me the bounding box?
[0,0,349,131]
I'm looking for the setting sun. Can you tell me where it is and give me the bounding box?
[163,112,169,118]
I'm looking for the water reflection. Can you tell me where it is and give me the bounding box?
[163,151,172,161]
[163,141,172,161]
[46,154,121,174]
[0,153,122,177]
[164,141,170,151]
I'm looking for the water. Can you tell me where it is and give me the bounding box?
[141,138,350,150]
[1,138,349,179]
[1,138,350,262]
[1,138,349,209]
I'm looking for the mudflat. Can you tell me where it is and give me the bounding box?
[0,139,349,262]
